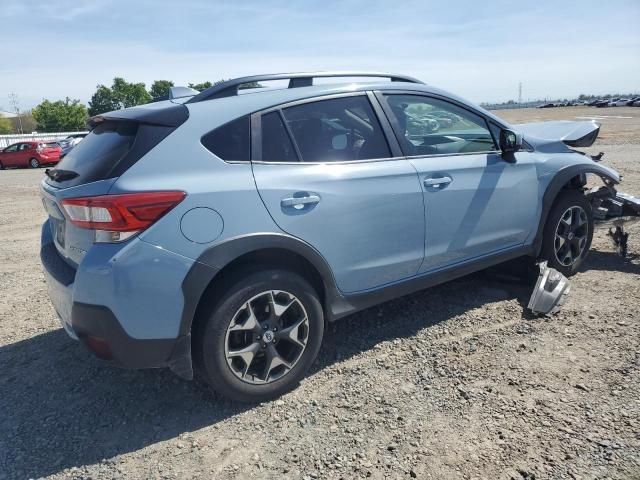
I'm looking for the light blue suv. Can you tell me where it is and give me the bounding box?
[40,72,629,402]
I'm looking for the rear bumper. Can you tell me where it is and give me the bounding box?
[71,303,177,368]
[40,220,196,374]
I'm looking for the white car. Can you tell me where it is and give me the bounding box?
[609,98,630,107]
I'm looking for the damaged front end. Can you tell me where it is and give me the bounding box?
[589,185,640,257]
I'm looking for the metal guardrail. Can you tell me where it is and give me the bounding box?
[0,131,89,148]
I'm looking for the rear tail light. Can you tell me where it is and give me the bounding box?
[61,191,185,243]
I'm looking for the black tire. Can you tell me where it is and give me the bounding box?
[540,190,594,276]
[29,158,40,168]
[0,162,3,170]
[195,268,324,403]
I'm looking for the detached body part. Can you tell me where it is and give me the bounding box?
[39,72,640,402]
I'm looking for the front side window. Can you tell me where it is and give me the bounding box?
[4,144,19,153]
[280,96,391,162]
[384,94,497,156]
[201,115,250,161]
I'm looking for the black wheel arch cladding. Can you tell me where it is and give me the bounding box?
[532,164,618,256]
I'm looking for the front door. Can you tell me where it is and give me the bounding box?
[251,94,425,293]
[1,143,19,167]
[379,93,539,272]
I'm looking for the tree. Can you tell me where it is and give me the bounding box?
[149,80,174,99]
[10,113,36,133]
[0,115,12,134]
[32,98,88,132]
[88,77,152,116]
[88,85,119,116]
[188,81,213,91]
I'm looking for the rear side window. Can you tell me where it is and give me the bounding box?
[201,116,250,161]
[55,122,137,181]
[281,96,391,162]
[261,112,298,162]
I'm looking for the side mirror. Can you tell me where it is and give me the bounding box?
[499,129,523,155]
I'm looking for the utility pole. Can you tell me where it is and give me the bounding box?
[8,93,23,134]
[518,82,522,105]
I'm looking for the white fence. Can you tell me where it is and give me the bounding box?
[0,131,89,148]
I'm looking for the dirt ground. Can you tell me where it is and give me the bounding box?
[1,106,638,480]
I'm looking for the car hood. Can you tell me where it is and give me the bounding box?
[514,120,600,147]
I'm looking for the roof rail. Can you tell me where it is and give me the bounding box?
[186,71,424,104]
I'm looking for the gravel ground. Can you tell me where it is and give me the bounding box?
[1,107,639,479]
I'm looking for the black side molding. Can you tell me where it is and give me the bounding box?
[72,303,178,370]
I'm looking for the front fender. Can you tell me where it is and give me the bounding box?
[532,162,620,255]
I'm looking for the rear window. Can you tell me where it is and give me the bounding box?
[201,116,250,161]
[51,122,137,185]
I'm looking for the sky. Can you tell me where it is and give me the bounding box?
[1,0,639,110]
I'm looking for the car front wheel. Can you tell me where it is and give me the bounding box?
[195,268,324,403]
[540,190,594,276]
[29,158,40,168]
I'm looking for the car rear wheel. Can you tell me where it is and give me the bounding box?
[29,158,40,168]
[540,190,594,276]
[195,268,324,403]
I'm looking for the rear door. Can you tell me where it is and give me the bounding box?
[251,93,425,293]
[378,92,539,272]
[16,143,31,166]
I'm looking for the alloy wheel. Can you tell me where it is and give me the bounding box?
[554,206,589,267]
[224,290,310,384]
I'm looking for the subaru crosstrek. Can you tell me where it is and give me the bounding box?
[40,72,634,402]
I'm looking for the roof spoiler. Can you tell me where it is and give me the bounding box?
[187,71,424,104]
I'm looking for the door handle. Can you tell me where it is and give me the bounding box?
[281,194,321,208]
[424,176,452,188]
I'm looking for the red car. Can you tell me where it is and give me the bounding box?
[0,141,61,169]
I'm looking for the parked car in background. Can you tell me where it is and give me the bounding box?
[0,141,61,169]
[58,133,88,159]
[633,100,640,107]
[608,98,629,107]
[595,100,610,108]
[626,97,640,106]
[537,102,556,108]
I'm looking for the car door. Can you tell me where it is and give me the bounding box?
[1,143,20,167]
[378,92,539,273]
[16,143,31,167]
[251,93,425,293]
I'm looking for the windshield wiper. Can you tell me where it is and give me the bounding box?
[45,168,79,182]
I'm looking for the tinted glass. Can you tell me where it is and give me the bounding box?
[55,121,137,178]
[282,96,390,162]
[384,94,496,156]
[4,144,18,152]
[261,112,298,162]
[201,115,250,161]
